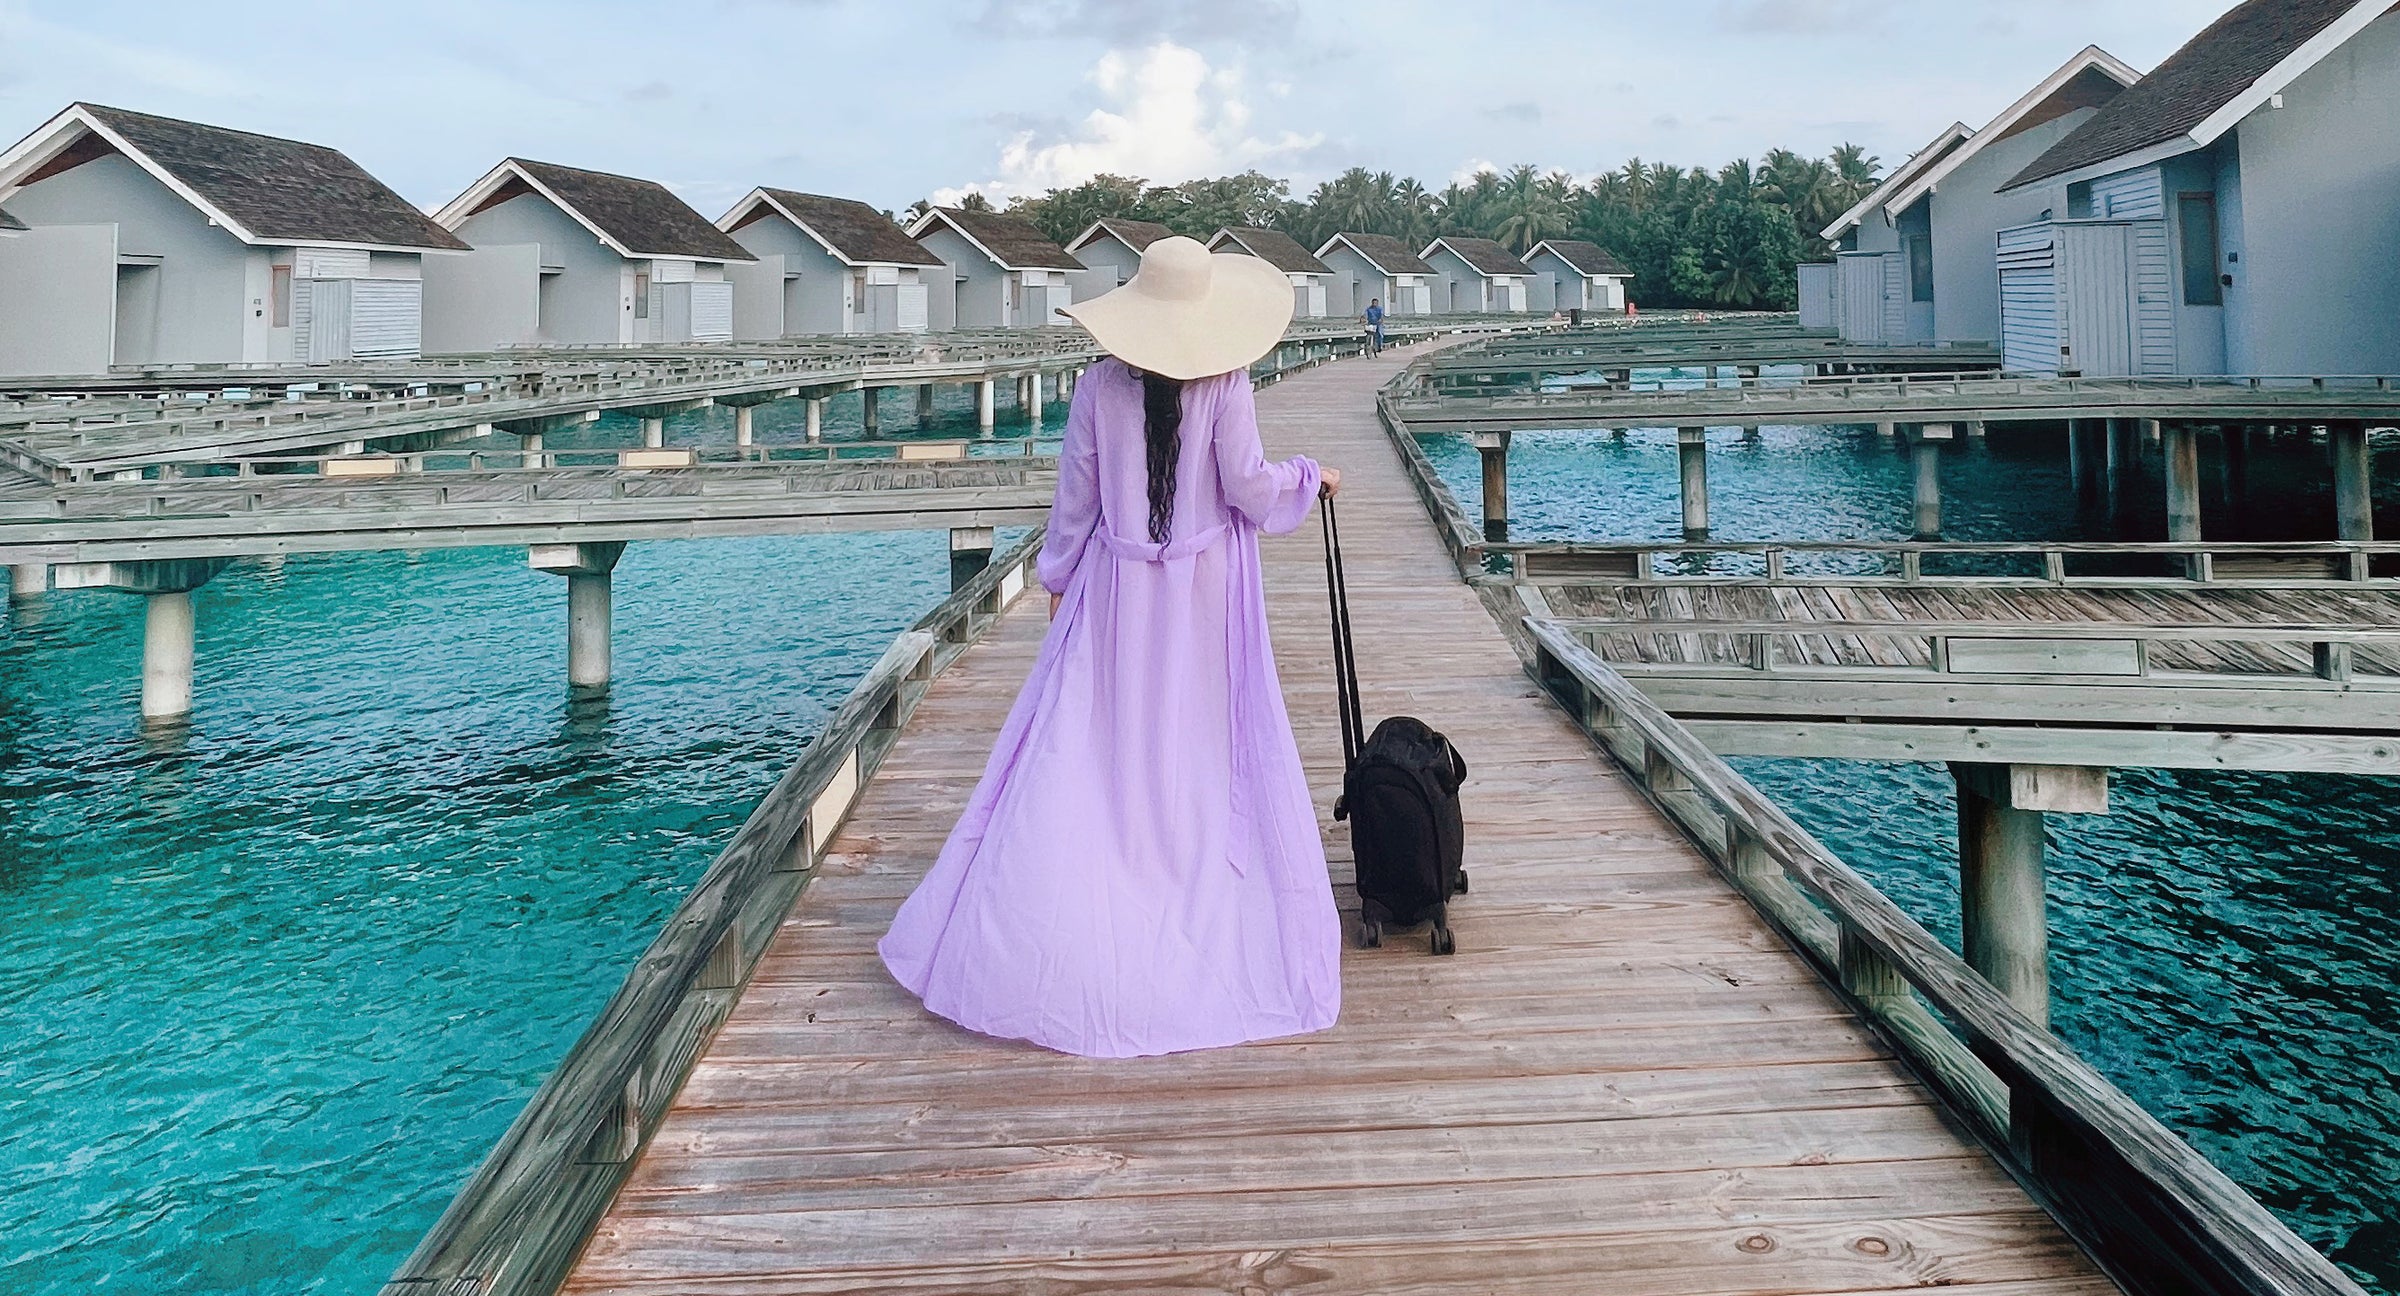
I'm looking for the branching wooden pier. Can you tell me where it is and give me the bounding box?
[376,338,2368,1295]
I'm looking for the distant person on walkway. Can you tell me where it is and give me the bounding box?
[881,236,1345,1058]
[1364,297,1386,356]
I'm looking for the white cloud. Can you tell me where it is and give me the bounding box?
[1451,158,1500,184]
[946,42,1322,203]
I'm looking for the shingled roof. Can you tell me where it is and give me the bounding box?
[1426,236,1534,277]
[1070,217,1175,255]
[913,207,1082,271]
[735,189,940,266]
[478,159,752,262]
[3,104,467,250]
[2008,0,2379,189]
[1526,239,1632,278]
[1211,227,1329,274]
[1320,232,1434,276]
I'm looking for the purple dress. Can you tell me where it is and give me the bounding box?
[878,360,1341,1058]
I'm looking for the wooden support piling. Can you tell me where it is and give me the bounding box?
[1910,424,1950,539]
[2161,421,2201,543]
[1470,430,1510,543]
[1678,426,1708,538]
[2333,421,2373,541]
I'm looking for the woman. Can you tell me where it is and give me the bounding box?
[879,236,1344,1058]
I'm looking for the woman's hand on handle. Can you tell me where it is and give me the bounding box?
[1319,467,1343,499]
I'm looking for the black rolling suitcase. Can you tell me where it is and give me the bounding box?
[1321,497,1471,955]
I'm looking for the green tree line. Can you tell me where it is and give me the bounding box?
[914,146,1882,312]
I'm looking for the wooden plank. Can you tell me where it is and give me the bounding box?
[1945,636,2144,677]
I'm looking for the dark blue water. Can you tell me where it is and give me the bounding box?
[1425,406,2400,1293]
[0,391,1045,1294]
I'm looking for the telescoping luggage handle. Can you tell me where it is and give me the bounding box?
[1321,494,1367,770]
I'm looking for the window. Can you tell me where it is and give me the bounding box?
[2178,193,2222,306]
[271,265,292,327]
[1906,236,1934,303]
[633,272,651,319]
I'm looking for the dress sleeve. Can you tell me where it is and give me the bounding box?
[1212,374,1321,535]
[1036,372,1102,594]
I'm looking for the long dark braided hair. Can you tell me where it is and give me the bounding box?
[1139,370,1184,543]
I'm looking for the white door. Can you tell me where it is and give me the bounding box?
[2059,223,2135,377]
[1837,254,1886,343]
[308,278,352,362]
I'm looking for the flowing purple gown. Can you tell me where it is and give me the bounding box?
[878,359,1341,1058]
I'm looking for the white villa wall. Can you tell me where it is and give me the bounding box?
[729,216,849,334]
[1925,107,2098,344]
[725,253,787,340]
[1427,246,1476,313]
[915,223,1005,328]
[4,152,252,365]
[1071,234,1142,290]
[0,224,115,374]
[421,244,541,352]
[1318,243,1382,317]
[444,191,627,345]
[2223,12,2400,374]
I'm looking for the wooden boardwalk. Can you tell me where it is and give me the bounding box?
[1547,581,2400,676]
[560,345,2113,1295]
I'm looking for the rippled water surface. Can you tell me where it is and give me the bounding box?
[1427,396,2400,1293]
[0,393,1041,1293]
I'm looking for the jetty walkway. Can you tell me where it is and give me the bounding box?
[550,345,2108,1294]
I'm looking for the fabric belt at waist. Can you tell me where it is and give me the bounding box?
[1095,523,1229,563]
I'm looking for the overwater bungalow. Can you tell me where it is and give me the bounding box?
[1819,46,2140,350]
[1422,236,1535,313]
[1208,226,1333,318]
[1314,232,1435,318]
[905,206,1081,328]
[717,188,944,336]
[1522,238,1634,315]
[1064,216,1174,294]
[1996,0,2400,377]
[0,102,467,377]
[423,158,754,352]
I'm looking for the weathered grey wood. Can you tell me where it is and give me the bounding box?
[552,343,2114,1296]
[378,532,1047,1296]
[1687,718,2400,774]
[1527,620,2367,1296]
[1945,636,2143,676]
[1952,765,2053,1027]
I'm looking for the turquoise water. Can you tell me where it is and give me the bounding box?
[0,392,1044,1293]
[1424,405,2400,1293]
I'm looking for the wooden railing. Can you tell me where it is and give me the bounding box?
[1524,619,2368,1296]
[1489,538,2400,586]
[1547,615,2400,688]
[378,530,1043,1296]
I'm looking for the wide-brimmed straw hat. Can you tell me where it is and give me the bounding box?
[1060,235,1294,380]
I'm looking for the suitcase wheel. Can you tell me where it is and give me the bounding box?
[1359,916,1383,949]
[1429,925,1457,957]
[1453,869,1470,896]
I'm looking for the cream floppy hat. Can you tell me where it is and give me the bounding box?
[1060,235,1295,380]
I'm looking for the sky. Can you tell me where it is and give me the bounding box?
[0,0,2236,219]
